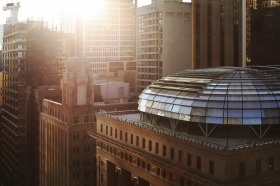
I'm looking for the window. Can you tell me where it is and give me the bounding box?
[84,115,89,123]
[256,159,261,173]
[268,157,274,171]
[162,170,166,178]
[156,167,161,176]
[147,163,151,171]
[178,150,182,163]
[110,127,113,136]
[141,161,146,169]
[239,162,245,177]
[101,173,103,183]
[74,116,78,124]
[209,160,214,175]
[168,173,173,181]
[106,126,108,135]
[155,142,159,154]
[130,134,133,144]
[149,140,152,151]
[120,130,123,140]
[137,159,141,166]
[197,157,201,170]
[136,136,139,146]
[115,129,117,138]
[170,147,174,160]
[142,138,146,149]
[180,177,184,186]
[125,132,128,142]
[163,145,166,157]
[100,124,103,133]
[187,153,192,167]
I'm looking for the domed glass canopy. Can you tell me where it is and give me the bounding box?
[138,67,280,125]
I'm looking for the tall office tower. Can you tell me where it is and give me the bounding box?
[1,20,62,185]
[192,0,280,69]
[247,0,280,66]
[76,0,136,62]
[136,0,192,93]
[39,58,96,186]
[90,66,280,186]
[0,24,3,50]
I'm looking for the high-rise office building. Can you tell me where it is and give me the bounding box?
[192,0,280,68]
[0,24,4,50]
[136,0,192,93]
[1,19,64,185]
[90,66,280,186]
[76,0,136,62]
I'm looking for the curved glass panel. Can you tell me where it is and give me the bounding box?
[206,117,224,124]
[138,67,280,126]
[206,109,223,117]
[179,106,191,115]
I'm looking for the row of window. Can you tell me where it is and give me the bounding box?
[98,140,202,186]
[72,145,92,154]
[99,123,276,177]
[99,124,213,173]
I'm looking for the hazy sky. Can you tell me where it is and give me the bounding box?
[0,0,191,25]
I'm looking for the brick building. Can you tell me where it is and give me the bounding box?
[90,66,280,186]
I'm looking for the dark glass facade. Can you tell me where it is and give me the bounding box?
[247,0,280,66]
[193,0,280,68]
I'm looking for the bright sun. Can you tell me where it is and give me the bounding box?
[66,0,106,17]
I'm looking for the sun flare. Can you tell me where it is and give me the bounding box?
[65,0,106,18]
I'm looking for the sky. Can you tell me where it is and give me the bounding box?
[0,0,191,25]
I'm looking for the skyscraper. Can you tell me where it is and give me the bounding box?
[1,19,63,186]
[192,0,280,68]
[76,0,136,62]
[136,0,192,93]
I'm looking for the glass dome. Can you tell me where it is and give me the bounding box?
[138,66,280,125]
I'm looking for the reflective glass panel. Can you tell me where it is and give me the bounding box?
[153,96,162,101]
[243,109,261,117]
[158,103,166,110]
[147,95,155,100]
[174,99,183,105]
[146,101,153,107]
[165,104,173,111]
[261,109,279,117]
[172,105,181,113]
[166,98,175,104]
[206,117,223,124]
[225,101,242,109]
[207,101,224,108]
[181,100,194,106]
[179,106,191,115]
[243,118,262,125]
[191,107,206,116]
[152,102,159,109]
[206,109,223,117]
[243,101,261,108]
[192,101,207,107]
[261,101,278,108]
[159,96,168,102]
[224,109,242,117]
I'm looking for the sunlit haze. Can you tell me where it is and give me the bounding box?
[0,0,191,25]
